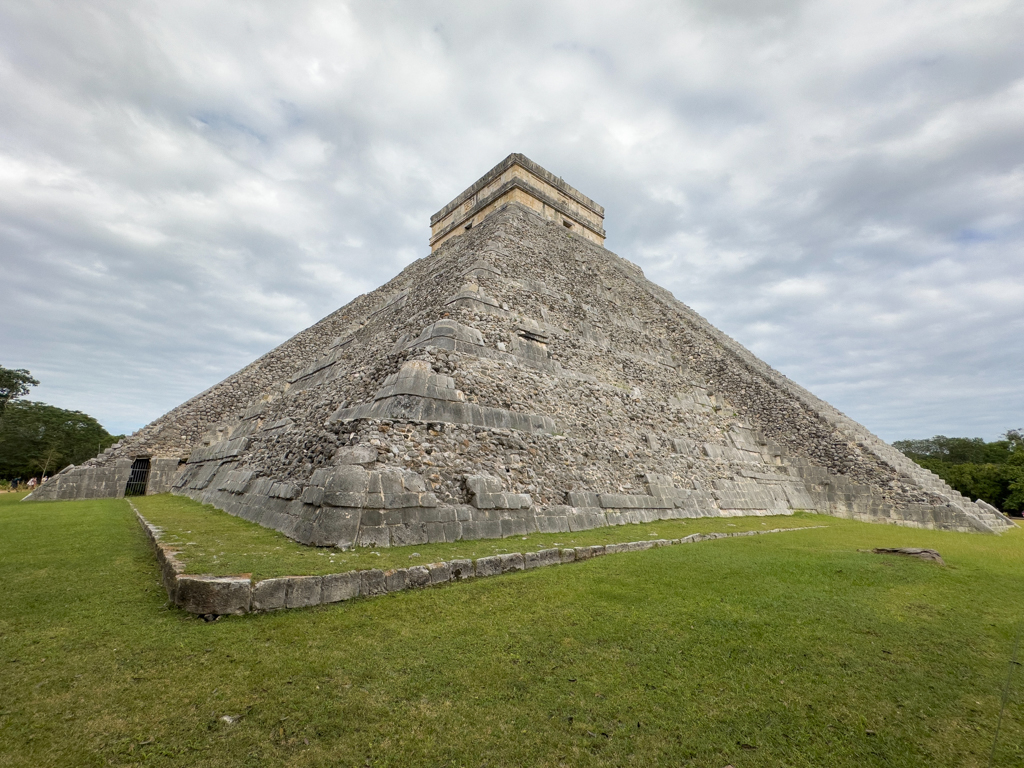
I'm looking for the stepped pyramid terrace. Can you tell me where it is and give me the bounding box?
[28,153,1014,543]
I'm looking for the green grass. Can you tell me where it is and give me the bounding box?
[1,492,1022,767]
[131,493,825,580]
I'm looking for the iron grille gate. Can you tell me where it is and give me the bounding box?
[124,458,151,497]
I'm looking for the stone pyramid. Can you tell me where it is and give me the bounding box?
[31,153,1013,542]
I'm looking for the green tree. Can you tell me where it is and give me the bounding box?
[895,430,1024,515]
[0,401,121,479]
[1004,430,1024,511]
[0,365,39,418]
[892,435,1015,465]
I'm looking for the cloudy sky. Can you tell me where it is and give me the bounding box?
[2,0,1021,442]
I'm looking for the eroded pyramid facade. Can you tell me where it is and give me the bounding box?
[31,154,1013,541]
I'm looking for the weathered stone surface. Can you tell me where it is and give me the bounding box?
[383,568,408,593]
[406,565,431,588]
[449,559,474,580]
[474,555,502,577]
[427,562,452,585]
[334,445,378,465]
[498,553,525,573]
[574,545,606,560]
[176,575,252,615]
[251,577,288,611]
[524,549,561,569]
[321,572,360,603]
[285,576,323,608]
[359,569,387,597]
[39,156,1012,542]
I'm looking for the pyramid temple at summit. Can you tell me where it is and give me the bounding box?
[29,153,1013,541]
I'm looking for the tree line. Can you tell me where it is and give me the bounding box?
[893,431,1024,516]
[0,365,122,482]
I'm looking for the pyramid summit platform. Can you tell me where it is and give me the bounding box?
[29,154,1013,542]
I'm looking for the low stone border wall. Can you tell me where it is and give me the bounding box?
[133,502,825,617]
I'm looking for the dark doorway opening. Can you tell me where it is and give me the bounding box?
[125,458,151,497]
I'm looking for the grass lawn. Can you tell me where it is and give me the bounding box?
[1,492,1021,767]
[131,493,826,579]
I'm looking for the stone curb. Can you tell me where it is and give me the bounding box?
[133,502,825,617]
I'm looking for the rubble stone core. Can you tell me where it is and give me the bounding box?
[28,155,1013,542]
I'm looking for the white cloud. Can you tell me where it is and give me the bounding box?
[1,0,1021,442]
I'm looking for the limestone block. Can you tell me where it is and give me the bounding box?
[535,514,570,533]
[500,517,533,537]
[325,466,370,494]
[251,478,274,496]
[358,525,389,548]
[406,565,431,588]
[300,486,325,506]
[360,508,385,526]
[466,474,503,496]
[251,578,288,611]
[524,549,560,569]
[187,462,222,491]
[322,491,365,508]
[175,575,252,615]
[599,493,670,510]
[425,521,459,543]
[560,548,577,564]
[450,559,474,580]
[285,576,323,608]
[783,483,817,510]
[471,492,505,509]
[670,438,698,455]
[309,507,361,548]
[474,555,502,577]
[334,445,378,465]
[498,553,525,573]
[606,510,640,526]
[383,568,408,593]
[389,492,429,509]
[574,545,606,560]
[461,520,502,540]
[566,507,608,532]
[403,472,427,493]
[702,443,759,462]
[379,468,406,495]
[359,569,387,597]
[420,505,457,523]
[427,562,452,585]
[270,482,299,500]
[363,492,386,508]
[321,572,360,603]
[391,523,429,547]
[506,493,533,510]
[374,504,405,527]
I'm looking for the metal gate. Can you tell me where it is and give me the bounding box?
[124,458,151,497]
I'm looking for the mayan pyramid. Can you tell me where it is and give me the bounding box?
[30,153,1013,542]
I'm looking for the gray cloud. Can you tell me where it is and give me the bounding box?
[1,0,1021,441]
